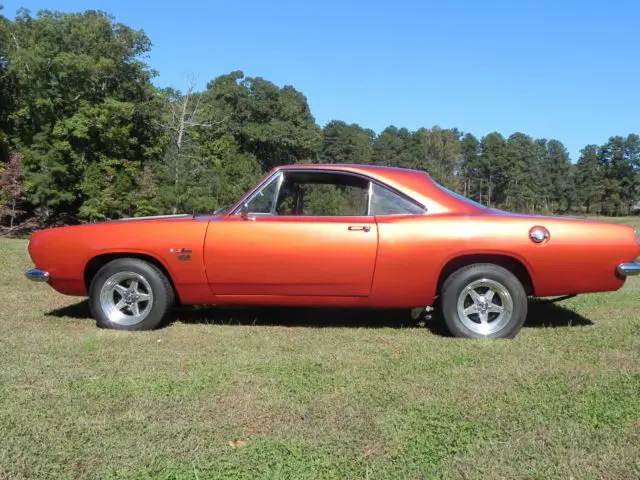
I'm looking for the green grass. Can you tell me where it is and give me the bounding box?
[1,233,639,479]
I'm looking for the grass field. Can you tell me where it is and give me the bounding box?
[1,226,639,479]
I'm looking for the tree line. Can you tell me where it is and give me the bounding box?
[1,8,638,229]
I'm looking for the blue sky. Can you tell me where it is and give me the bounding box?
[3,0,639,160]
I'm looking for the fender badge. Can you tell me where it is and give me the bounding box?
[169,248,192,254]
[170,248,192,261]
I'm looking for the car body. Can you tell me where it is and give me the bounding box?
[26,164,640,338]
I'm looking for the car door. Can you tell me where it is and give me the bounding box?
[203,170,379,297]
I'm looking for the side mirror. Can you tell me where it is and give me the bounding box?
[240,203,255,221]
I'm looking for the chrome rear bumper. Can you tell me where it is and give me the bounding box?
[25,269,50,282]
[617,262,640,277]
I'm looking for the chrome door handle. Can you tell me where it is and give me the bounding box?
[348,225,371,232]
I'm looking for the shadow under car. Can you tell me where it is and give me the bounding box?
[46,297,593,335]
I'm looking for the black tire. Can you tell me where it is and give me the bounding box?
[89,258,174,331]
[440,263,527,339]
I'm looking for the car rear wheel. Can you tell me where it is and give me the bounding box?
[440,263,527,339]
[89,258,174,330]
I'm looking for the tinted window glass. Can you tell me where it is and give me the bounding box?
[433,181,487,209]
[276,172,369,216]
[371,183,424,215]
[246,177,279,214]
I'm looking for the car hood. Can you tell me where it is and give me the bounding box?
[109,214,195,223]
[29,213,223,238]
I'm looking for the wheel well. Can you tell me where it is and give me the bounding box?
[436,254,534,296]
[84,253,180,302]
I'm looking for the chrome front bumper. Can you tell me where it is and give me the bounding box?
[25,269,50,282]
[617,262,640,277]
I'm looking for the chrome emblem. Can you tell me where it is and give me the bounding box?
[529,227,549,244]
[170,248,192,261]
[169,248,192,254]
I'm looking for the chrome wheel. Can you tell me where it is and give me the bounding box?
[456,278,513,336]
[99,271,153,326]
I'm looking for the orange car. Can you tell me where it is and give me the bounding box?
[26,164,640,338]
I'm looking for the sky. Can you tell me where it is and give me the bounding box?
[3,0,639,161]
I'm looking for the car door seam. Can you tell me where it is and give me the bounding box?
[369,216,380,296]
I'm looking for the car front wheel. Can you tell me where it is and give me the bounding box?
[440,263,527,339]
[89,258,174,330]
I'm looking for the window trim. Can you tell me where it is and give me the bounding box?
[232,171,283,216]
[230,168,427,217]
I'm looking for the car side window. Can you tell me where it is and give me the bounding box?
[370,183,425,215]
[276,172,369,216]
[246,176,279,214]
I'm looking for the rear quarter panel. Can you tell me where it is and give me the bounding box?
[370,214,639,307]
[515,217,638,296]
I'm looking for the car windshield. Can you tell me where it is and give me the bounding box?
[432,181,488,209]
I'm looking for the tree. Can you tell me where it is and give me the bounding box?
[479,132,508,207]
[599,135,638,215]
[575,145,605,214]
[136,165,159,217]
[156,78,221,213]
[543,139,572,212]
[203,72,322,170]
[372,126,411,166]
[503,133,539,212]
[0,153,23,227]
[188,132,262,213]
[0,6,13,161]
[412,127,462,189]
[459,133,480,199]
[383,127,462,190]
[320,120,375,164]
[4,9,162,222]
